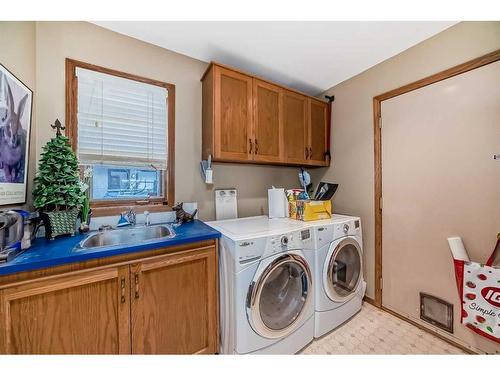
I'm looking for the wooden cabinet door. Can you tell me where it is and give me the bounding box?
[0,266,130,354]
[131,245,218,354]
[308,98,329,166]
[214,66,253,161]
[283,90,309,164]
[253,79,283,162]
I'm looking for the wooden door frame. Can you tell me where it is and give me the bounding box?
[373,49,500,307]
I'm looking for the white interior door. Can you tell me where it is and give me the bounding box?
[381,60,500,353]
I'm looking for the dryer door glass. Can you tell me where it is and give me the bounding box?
[326,238,362,302]
[247,254,312,339]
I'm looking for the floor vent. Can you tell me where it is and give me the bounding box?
[420,293,454,333]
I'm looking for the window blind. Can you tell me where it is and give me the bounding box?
[76,67,168,170]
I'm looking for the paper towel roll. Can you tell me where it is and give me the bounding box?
[268,188,288,219]
[447,237,470,261]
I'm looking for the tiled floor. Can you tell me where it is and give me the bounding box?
[302,303,465,354]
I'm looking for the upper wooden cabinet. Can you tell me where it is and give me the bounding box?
[215,67,253,161]
[202,62,330,167]
[308,98,329,166]
[283,90,309,164]
[253,79,283,163]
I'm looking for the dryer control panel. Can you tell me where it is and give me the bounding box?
[333,219,361,238]
[315,218,362,248]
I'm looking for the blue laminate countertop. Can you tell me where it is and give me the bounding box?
[0,220,220,276]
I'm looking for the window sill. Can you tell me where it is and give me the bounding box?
[91,203,172,217]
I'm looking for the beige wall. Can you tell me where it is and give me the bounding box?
[2,21,297,220]
[314,21,500,351]
[0,22,36,209]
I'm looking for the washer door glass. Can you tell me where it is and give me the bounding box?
[325,238,362,302]
[247,254,312,339]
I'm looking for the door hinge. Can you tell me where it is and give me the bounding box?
[378,115,382,129]
[380,277,383,291]
[379,196,383,210]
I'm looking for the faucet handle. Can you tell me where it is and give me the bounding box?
[144,210,150,226]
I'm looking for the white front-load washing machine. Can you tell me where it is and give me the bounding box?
[307,215,366,338]
[206,216,315,354]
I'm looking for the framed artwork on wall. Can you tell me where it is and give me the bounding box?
[0,63,33,206]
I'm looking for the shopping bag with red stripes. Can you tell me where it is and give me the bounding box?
[453,235,500,343]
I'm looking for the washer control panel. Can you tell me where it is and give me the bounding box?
[281,235,289,247]
[300,229,311,240]
[233,228,314,266]
[235,237,266,265]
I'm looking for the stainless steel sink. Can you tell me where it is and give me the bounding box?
[75,224,175,250]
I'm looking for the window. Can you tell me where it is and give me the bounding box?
[66,59,175,215]
[99,166,160,199]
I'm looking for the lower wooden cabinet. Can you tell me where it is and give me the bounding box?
[131,246,218,354]
[0,266,130,354]
[0,242,218,354]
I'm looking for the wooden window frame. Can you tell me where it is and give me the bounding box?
[65,58,175,217]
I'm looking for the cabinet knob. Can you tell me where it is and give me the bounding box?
[249,139,253,154]
[309,147,313,159]
[254,139,258,154]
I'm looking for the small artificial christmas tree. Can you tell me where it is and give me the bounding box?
[33,119,84,238]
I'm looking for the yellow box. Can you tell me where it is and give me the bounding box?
[288,201,298,220]
[296,200,332,221]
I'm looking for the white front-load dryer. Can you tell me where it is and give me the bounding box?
[310,215,366,338]
[207,216,315,354]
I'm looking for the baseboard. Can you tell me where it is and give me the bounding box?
[380,306,477,354]
[362,295,376,306]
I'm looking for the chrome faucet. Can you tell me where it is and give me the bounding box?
[144,211,150,226]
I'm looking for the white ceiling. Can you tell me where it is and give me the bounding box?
[94,21,456,95]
